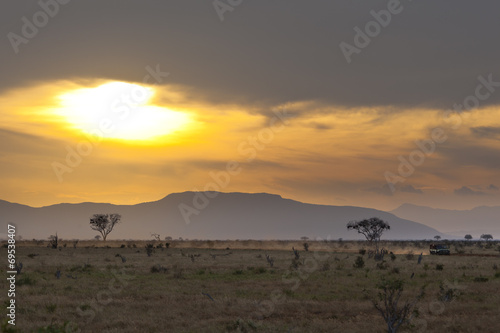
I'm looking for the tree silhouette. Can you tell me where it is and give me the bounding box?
[90,214,121,241]
[480,234,493,241]
[434,235,441,241]
[347,217,390,251]
[464,234,472,241]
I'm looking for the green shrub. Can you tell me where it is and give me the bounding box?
[46,304,57,313]
[436,264,444,271]
[474,276,489,282]
[150,265,168,273]
[255,267,267,274]
[376,261,389,270]
[17,275,36,286]
[36,321,77,333]
[354,256,365,268]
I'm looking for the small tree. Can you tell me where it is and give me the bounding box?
[434,235,441,241]
[151,233,161,241]
[48,234,58,249]
[347,217,390,252]
[480,234,493,241]
[464,234,472,241]
[90,214,121,241]
[372,278,423,333]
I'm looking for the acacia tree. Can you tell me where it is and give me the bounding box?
[464,234,473,241]
[434,235,441,241]
[90,214,121,241]
[480,234,493,241]
[347,217,390,251]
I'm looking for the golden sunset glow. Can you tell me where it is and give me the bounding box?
[56,82,192,141]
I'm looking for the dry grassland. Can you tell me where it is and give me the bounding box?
[1,240,499,332]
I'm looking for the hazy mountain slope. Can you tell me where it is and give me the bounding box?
[1,192,444,240]
[391,203,500,238]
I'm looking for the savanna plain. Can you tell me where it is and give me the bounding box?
[2,240,500,333]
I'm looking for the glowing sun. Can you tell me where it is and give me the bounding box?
[56,81,191,141]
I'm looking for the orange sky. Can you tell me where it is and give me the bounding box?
[1,79,499,211]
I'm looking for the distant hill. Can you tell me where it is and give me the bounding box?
[1,192,444,241]
[391,203,500,239]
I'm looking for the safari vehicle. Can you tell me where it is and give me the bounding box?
[429,243,450,255]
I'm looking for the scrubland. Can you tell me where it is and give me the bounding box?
[1,240,500,332]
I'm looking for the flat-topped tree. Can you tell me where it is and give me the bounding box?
[90,214,121,241]
[347,217,390,251]
[480,234,493,241]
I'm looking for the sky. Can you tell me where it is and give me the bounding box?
[1,0,500,211]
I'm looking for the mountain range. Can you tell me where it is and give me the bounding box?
[391,203,500,239]
[0,192,446,241]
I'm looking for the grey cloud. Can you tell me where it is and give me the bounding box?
[487,184,499,191]
[1,1,500,114]
[438,143,500,170]
[307,122,333,130]
[470,127,500,140]
[454,186,486,196]
[367,184,394,197]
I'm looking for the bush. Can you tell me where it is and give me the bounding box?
[321,262,331,271]
[391,267,400,274]
[390,253,396,261]
[150,265,168,273]
[145,244,155,257]
[405,251,415,260]
[17,275,36,286]
[376,261,389,270]
[439,282,459,302]
[354,256,365,268]
[359,249,367,255]
[372,278,424,333]
[436,264,444,271]
[46,304,57,313]
[255,267,267,274]
[36,321,77,333]
[474,276,489,282]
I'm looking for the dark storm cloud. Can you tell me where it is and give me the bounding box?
[438,141,500,169]
[470,126,500,140]
[454,186,486,196]
[2,0,500,115]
